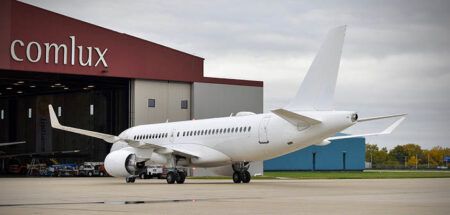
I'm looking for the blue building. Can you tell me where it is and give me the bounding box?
[264,136,365,171]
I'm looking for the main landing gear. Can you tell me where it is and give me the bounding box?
[166,170,186,184]
[232,162,251,183]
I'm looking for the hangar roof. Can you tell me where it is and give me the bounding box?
[0,0,262,87]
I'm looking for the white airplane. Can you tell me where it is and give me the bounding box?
[48,26,405,184]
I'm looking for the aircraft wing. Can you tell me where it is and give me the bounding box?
[124,139,200,158]
[0,149,81,159]
[48,105,198,158]
[0,141,26,147]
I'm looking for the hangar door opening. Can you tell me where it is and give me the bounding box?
[0,70,129,162]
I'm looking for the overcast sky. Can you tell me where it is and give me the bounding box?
[22,0,450,149]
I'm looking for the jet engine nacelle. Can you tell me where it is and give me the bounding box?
[104,149,145,177]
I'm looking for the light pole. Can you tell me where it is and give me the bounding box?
[428,153,430,169]
[415,154,418,169]
[404,156,407,168]
[370,152,373,168]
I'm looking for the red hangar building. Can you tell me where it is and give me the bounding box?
[0,0,263,165]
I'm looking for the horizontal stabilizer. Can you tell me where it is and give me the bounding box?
[358,113,407,122]
[326,116,406,141]
[272,109,321,126]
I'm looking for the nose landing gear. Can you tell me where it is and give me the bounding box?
[125,176,136,183]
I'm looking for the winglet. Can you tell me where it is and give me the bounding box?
[48,105,62,128]
[48,104,119,143]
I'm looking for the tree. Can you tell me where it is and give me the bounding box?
[389,145,407,164]
[403,144,423,163]
[407,156,419,168]
[429,146,446,166]
[365,144,379,162]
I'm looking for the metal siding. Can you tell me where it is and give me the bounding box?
[264,137,366,171]
[192,82,263,119]
[132,80,190,126]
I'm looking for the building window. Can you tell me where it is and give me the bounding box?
[181,100,188,109]
[0,109,3,120]
[148,99,156,108]
[57,106,62,117]
[28,108,32,118]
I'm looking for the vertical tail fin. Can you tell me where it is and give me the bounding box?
[286,26,346,111]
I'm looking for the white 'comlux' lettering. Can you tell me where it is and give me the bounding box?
[26,41,41,63]
[44,43,68,64]
[9,36,108,68]
[10,40,24,61]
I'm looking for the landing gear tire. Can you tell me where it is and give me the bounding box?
[233,172,242,183]
[176,171,186,184]
[126,177,136,183]
[139,173,146,179]
[241,171,251,183]
[166,171,177,184]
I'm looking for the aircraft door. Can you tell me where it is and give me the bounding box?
[258,116,271,144]
[169,129,176,143]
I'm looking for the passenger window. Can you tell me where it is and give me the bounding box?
[248,126,251,132]
[177,132,180,137]
[219,129,223,134]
